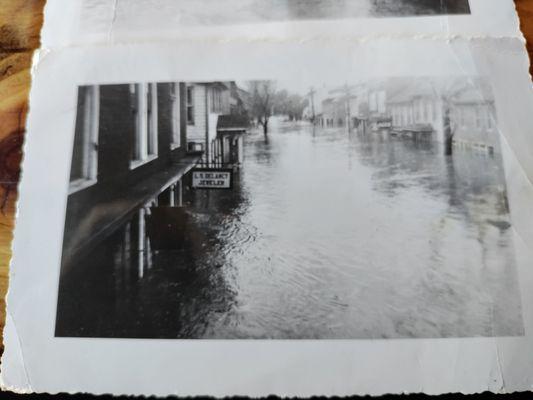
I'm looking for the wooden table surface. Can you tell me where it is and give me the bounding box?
[0,0,533,350]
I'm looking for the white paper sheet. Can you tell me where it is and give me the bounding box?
[41,0,521,47]
[3,0,533,397]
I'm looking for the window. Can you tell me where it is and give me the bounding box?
[131,83,158,168]
[187,86,195,125]
[377,91,386,114]
[210,87,223,113]
[146,83,157,155]
[475,106,483,128]
[414,101,420,121]
[170,83,181,149]
[369,93,377,112]
[69,85,99,193]
[487,106,494,129]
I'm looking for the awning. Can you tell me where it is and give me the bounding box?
[216,114,249,134]
[62,155,202,270]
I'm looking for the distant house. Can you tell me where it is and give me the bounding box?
[318,83,388,131]
[348,85,369,129]
[318,97,346,127]
[315,77,499,152]
[367,86,387,119]
[386,78,498,151]
[306,84,336,127]
[185,82,230,162]
[229,82,250,118]
[216,114,248,166]
[185,81,248,166]
[387,79,445,141]
[449,84,498,152]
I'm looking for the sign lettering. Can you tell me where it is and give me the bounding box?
[191,169,233,189]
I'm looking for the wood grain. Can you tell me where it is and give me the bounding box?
[0,0,45,350]
[516,0,533,77]
[0,0,532,350]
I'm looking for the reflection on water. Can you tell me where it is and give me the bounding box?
[56,121,523,339]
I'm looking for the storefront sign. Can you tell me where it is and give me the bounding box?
[376,120,392,129]
[191,168,233,189]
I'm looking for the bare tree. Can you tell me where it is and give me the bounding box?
[247,81,276,136]
[442,103,454,156]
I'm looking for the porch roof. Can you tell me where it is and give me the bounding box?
[451,86,494,104]
[217,114,249,132]
[62,155,202,271]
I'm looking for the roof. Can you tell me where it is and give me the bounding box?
[386,78,440,104]
[450,82,494,104]
[236,86,249,96]
[217,114,249,131]
[191,81,229,90]
[395,123,435,133]
[62,155,202,271]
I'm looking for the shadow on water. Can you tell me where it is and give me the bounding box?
[56,172,248,338]
[347,131,522,338]
[352,132,510,220]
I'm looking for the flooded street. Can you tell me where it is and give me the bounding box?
[56,120,523,339]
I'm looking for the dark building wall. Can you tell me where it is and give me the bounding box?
[164,82,187,163]
[63,82,189,259]
[98,84,135,184]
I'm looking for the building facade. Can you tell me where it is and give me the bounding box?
[63,82,200,275]
[185,82,248,166]
[318,97,346,127]
[312,78,499,153]
[387,79,498,152]
[316,84,389,132]
[449,87,498,153]
[57,80,252,335]
[387,82,445,141]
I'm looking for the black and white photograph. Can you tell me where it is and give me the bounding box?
[4,0,533,396]
[79,0,471,31]
[55,76,523,340]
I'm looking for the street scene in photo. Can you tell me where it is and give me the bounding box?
[55,77,523,340]
[80,0,471,32]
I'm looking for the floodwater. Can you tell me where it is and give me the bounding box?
[56,120,523,339]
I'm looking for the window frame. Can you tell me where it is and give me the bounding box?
[69,85,100,194]
[186,85,195,125]
[210,87,223,113]
[170,82,181,150]
[475,105,483,129]
[130,82,159,170]
[486,105,494,129]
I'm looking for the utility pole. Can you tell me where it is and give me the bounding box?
[343,83,352,132]
[307,87,316,124]
[330,83,354,132]
[329,83,355,133]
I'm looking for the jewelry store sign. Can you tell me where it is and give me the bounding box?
[191,168,233,189]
